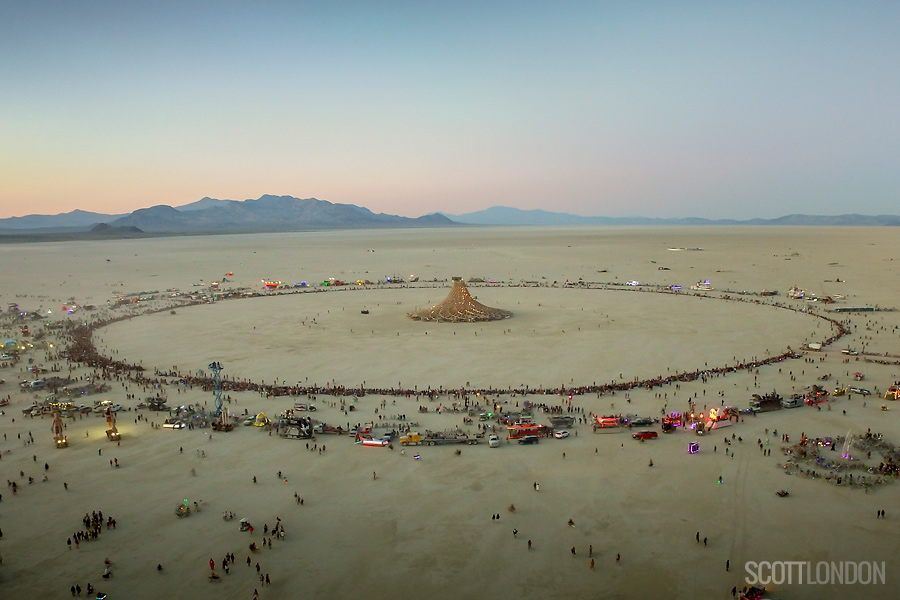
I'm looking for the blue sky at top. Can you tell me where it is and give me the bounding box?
[1,1,897,219]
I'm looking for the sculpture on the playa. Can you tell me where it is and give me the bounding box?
[408,277,512,323]
[51,411,67,447]
[105,407,120,441]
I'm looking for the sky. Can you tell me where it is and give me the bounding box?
[2,1,898,220]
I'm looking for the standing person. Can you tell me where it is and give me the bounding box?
[726,560,730,571]
[571,546,576,556]
[209,558,215,571]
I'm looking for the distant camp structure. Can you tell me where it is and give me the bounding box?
[408,277,512,323]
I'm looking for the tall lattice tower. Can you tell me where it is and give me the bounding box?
[209,361,224,416]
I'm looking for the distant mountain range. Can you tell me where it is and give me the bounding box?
[0,195,455,236]
[1,196,898,241]
[442,206,900,227]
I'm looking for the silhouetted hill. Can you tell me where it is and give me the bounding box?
[109,195,458,233]
[173,197,235,212]
[0,208,127,230]
[3,197,899,242]
[89,223,144,235]
[442,207,900,226]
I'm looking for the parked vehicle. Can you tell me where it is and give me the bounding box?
[548,415,575,428]
[399,432,478,446]
[488,434,501,448]
[748,392,783,413]
[632,431,658,441]
[781,397,803,408]
[313,423,346,435]
[517,435,540,445]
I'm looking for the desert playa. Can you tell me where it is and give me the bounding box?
[1,226,899,600]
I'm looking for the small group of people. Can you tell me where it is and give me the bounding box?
[68,510,115,549]
[69,582,95,596]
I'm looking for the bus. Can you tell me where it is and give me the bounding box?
[506,424,550,439]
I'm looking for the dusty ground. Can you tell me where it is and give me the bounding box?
[0,226,898,600]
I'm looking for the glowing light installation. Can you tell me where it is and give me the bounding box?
[408,277,512,323]
[841,429,854,459]
[209,361,224,416]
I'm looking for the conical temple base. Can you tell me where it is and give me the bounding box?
[408,277,512,323]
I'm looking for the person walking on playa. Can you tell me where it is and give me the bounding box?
[571,546,576,556]
[209,558,215,572]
